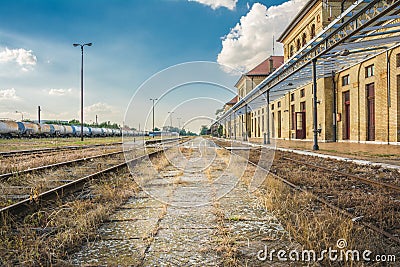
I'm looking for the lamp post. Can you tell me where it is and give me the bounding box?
[73,42,92,141]
[150,98,157,138]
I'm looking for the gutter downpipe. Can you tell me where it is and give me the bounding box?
[386,50,391,144]
[332,71,337,142]
[312,58,319,150]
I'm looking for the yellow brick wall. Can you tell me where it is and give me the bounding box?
[281,1,344,62]
[264,47,400,143]
[335,47,400,143]
[222,1,400,143]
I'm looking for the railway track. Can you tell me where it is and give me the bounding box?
[281,156,400,193]
[0,142,123,158]
[0,150,124,181]
[212,138,400,246]
[0,150,161,218]
[0,137,185,218]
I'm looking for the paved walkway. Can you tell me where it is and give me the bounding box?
[243,138,400,169]
[70,137,291,266]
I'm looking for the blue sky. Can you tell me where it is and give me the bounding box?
[0,0,306,132]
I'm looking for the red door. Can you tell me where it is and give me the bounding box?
[295,112,306,139]
[366,83,375,141]
[343,91,350,140]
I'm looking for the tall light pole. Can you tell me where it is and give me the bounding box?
[73,42,92,141]
[168,111,174,131]
[150,98,157,138]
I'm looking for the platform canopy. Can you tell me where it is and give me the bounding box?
[218,0,400,120]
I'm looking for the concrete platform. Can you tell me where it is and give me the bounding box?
[223,137,400,171]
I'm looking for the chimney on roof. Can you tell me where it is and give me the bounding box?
[269,57,274,74]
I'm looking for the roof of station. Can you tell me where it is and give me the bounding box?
[225,95,238,105]
[246,56,284,76]
[219,0,400,120]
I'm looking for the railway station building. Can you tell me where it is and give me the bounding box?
[221,0,400,145]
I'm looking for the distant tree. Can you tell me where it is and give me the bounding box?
[69,119,80,125]
[98,121,120,129]
[154,127,160,131]
[179,129,187,136]
[200,125,209,135]
[218,124,223,137]
[187,131,197,136]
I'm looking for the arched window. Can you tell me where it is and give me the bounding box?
[289,45,294,57]
[302,33,307,46]
[310,24,316,39]
[296,39,301,51]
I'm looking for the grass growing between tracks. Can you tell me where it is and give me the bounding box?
[0,137,124,152]
[0,144,122,174]
[0,168,140,266]
[253,174,399,266]
[213,143,398,266]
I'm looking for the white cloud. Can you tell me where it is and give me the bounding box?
[189,0,237,10]
[48,88,73,96]
[83,102,121,123]
[0,88,20,101]
[217,0,308,71]
[0,47,37,71]
[84,102,114,115]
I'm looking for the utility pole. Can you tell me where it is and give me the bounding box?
[168,111,174,131]
[73,42,92,141]
[38,106,41,123]
[95,114,98,125]
[150,98,157,138]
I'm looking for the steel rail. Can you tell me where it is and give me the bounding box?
[281,156,400,193]
[0,137,187,218]
[0,137,185,180]
[0,150,124,181]
[0,150,161,217]
[214,139,400,245]
[0,142,123,158]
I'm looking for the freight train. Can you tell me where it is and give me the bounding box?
[0,120,136,138]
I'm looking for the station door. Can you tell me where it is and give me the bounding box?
[295,112,306,139]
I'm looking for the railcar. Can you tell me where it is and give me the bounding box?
[52,124,65,136]
[39,124,55,137]
[0,120,24,137]
[22,122,40,137]
[90,127,103,137]
[0,119,125,139]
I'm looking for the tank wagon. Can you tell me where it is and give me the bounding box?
[0,120,25,137]
[39,124,55,137]
[0,119,134,138]
[22,122,40,137]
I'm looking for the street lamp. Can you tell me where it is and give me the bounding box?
[168,111,174,131]
[150,98,157,138]
[73,42,92,141]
